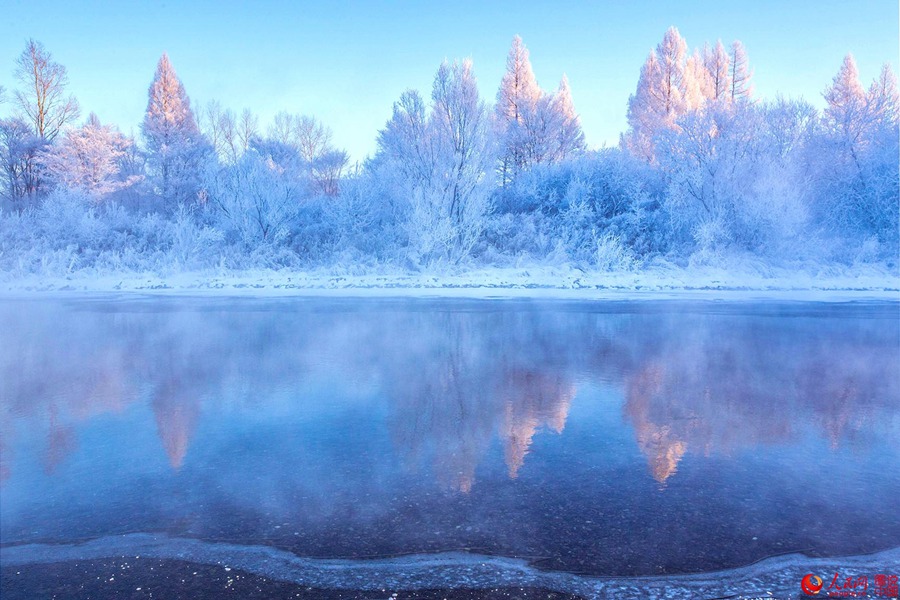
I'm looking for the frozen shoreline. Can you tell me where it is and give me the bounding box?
[3,534,899,599]
[1,266,898,301]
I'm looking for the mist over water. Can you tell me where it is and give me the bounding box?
[1,298,898,576]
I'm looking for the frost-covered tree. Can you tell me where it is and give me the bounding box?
[199,100,239,162]
[38,113,137,197]
[13,40,80,141]
[763,96,818,158]
[860,64,900,250]
[495,36,543,183]
[376,89,432,185]
[684,51,713,110]
[703,41,731,101]
[428,59,494,257]
[0,117,47,201]
[294,115,333,163]
[729,41,753,102]
[204,150,303,246]
[823,55,868,155]
[375,59,493,263]
[516,94,558,166]
[268,112,333,159]
[867,63,900,128]
[262,112,345,195]
[514,78,586,167]
[624,27,689,161]
[141,53,211,205]
[624,52,663,160]
[311,149,349,196]
[549,75,586,161]
[290,115,345,195]
[817,56,899,249]
[494,38,584,180]
[268,111,294,146]
[237,108,259,154]
[656,27,689,114]
[658,100,812,255]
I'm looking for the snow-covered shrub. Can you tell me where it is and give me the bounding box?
[204,151,304,249]
[593,232,637,271]
[161,205,223,270]
[489,149,663,264]
[35,190,112,251]
[322,176,405,261]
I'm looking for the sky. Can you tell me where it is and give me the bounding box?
[1,0,897,162]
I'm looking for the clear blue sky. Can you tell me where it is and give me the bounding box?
[1,0,897,161]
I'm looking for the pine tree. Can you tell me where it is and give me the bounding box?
[624,27,689,161]
[496,36,542,126]
[702,41,731,101]
[625,52,663,160]
[684,51,714,110]
[867,63,899,128]
[550,75,586,161]
[824,54,867,143]
[141,53,210,204]
[656,26,688,117]
[729,41,753,102]
[495,35,543,183]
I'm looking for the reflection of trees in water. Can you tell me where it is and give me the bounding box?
[389,317,496,493]
[500,370,574,479]
[1,302,897,489]
[0,304,385,479]
[1,308,227,477]
[794,337,896,450]
[44,406,78,474]
[135,313,222,470]
[0,310,136,480]
[152,380,201,470]
[625,364,687,484]
[386,313,576,492]
[622,316,900,484]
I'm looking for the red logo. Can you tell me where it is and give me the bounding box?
[802,574,824,595]
[874,574,899,597]
[802,571,898,597]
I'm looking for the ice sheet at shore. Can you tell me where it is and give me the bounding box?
[4,535,899,599]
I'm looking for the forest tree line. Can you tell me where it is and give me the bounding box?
[0,28,897,276]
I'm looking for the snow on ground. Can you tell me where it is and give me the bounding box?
[1,263,897,301]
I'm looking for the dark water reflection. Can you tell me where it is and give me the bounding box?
[1,298,898,576]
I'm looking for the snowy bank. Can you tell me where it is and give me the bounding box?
[1,263,898,301]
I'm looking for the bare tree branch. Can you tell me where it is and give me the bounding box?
[13,39,80,140]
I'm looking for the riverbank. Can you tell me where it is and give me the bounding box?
[1,264,898,301]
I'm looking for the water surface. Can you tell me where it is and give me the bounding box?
[1,297,898,579]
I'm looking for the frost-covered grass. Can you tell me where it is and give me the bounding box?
[2,258,897,298]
